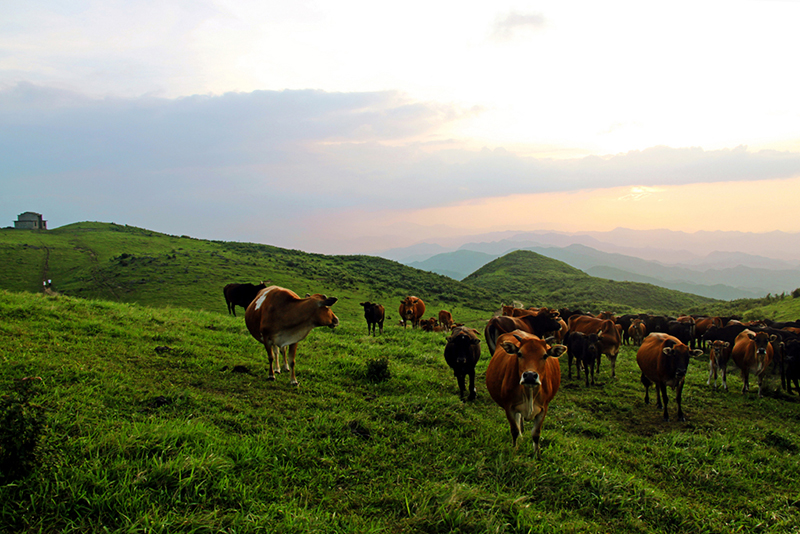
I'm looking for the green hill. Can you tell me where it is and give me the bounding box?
[1,223,717,318]
[0,222,497,322]
[464,250,715,314]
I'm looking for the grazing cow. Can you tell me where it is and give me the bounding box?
[359,302,385,335]
[245,286,339,385]
[484,309,562,355]
[731,329,776,397]
[564,331,600,386]
[223,282,267,316]
[628,319,646,346]
[443,326,482,401]
[485,331,566,458]
[568,315,622,379]
[783,339,800,394]
[438,310,454,329]
[636,333,702,422]
[707,340,731,391]
[399,296,426,328]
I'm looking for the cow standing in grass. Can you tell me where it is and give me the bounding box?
[443,326,482,401]
[245,286,338,385]
[636,333,702,422]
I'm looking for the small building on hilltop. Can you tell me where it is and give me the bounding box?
[14,212,47,230]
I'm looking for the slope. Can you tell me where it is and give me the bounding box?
[463,250,715,314]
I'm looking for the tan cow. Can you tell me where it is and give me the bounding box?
[636,333,702,421]
[568,315,622,379]
[245,286,339,385]
[485,331,566,458]
[399,296,426,328]
[438,310,454,329]
[731,329,776,397]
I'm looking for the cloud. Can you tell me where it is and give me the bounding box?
[490,11,546,41]
[3,83,800,252]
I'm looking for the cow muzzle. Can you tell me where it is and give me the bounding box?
[520,371,540,387]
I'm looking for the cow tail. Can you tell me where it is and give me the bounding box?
[486,323,498,355]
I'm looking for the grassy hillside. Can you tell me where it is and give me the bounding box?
[464,250,715,314]
[0,223,497,322]
[3,290,800,533]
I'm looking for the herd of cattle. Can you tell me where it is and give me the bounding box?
[223,283,800,457]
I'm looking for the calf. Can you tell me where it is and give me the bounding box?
[359,302,385,335]
[628,319,646,346]
[438,310,454,329]
[707,340,731,391]
[223,282,267,316]
[485,331,566,458]
[568,315,622,379]
[245,286,339,385]
[636,333,702,421]
[564,331,600,386]
[443,326,482,401]
[731,329,776,397]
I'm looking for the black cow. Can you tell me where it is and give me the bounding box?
[783,339,800,395]
[359,302,385,335]
[667,321,694,348]
[223,282,267,316]
[443,326,482,401]
[645,315,672,335]
[565,331,600,386]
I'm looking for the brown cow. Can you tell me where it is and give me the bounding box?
[568,315,622,379]
[485,331,566,458]
[636,333,702,421]
[438,310,454,329]
[731,329,776,397]
[707,340,731,391]
[628,318,646,346]
[399,296,425,328]
[419,317,438,332]
[484,309,562,355]
[245,286,339,385]
[695,316,723,350]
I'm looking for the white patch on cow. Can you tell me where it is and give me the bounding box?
[254,286,277,311]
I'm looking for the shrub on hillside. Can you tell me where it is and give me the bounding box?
[0,377,46,482]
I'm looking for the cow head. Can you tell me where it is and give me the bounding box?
[500,332,566,389]
[309,294,339,328]
[747,331,776,372]
[661,341,701,386]
[709,340,730,364]
[446,327,481,364]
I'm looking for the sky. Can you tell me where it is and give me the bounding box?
[2,0,800,255]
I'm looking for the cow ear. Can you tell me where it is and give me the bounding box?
[321,297,338,307]
[723,342,730,348]
[501,341,519,355]
[546,344,567,359]
[692,349,704,357]
[747,333,756,340]
[770,334,777,342]
[662,347,674,356]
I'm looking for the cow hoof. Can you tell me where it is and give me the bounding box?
[678,415,686,422]
[468,393,476,401]
[282,365,291,372]
[291,380,299,386]
[266,375,276,381]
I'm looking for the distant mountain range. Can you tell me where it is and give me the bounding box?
[394,229,800,301]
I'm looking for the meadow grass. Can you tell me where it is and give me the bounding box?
[2,290,800,533]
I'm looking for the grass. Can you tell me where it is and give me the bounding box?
[2,289,800,533]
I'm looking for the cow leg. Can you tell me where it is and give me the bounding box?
[507,412,523,447]
[530,410,547,459]
[675,382,685,422]
[265,343,277,380]
[641,373,652,404]
[379,321,384,335]
[608,355,618,379]
[721,361,728,392]
[568,352,573,379]
[456,373,467,401]
[287,343,299,386]
[584,361,589,387]
[757,373,765,398]
[741,370,749,394]
[467,371,476,401]
[658,383,669,422]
